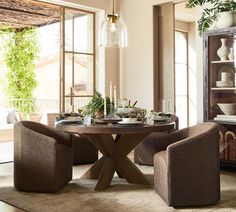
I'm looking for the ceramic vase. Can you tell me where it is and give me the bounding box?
[229,48,234,60]
[216,12,235,29]
[217,38,230,61]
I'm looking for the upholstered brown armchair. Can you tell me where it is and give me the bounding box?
[53,121,98,165]
[134,115,179,166]
[72,134,98,165]
[14,121,73,193]
[153,122,220,207]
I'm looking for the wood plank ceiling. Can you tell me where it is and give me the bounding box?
[0,0,60,29]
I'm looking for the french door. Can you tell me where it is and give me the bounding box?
[60,7,95,112]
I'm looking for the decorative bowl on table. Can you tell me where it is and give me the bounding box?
[150,111,171,122]
[115,107,146,118]
[121,118,137,123]
[115,107,135,118]
[218,103,236,115]
[116,107,136,113]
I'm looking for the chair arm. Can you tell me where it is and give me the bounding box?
[52,129,72,146]
[152,128,189,152]
[16,122,71,147]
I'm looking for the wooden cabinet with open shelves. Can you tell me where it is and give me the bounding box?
[204,27,236,166]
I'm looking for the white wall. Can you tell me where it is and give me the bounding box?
[120,0,204,122]
[120,1,152,109]
[119,0,176,110]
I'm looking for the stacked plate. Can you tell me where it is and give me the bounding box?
[118,117,143,126]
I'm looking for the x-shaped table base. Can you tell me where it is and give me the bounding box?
[81,133,150,191]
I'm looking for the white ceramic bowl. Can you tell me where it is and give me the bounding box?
[122,118,137,123]
[216,81,234,87]
[218,103,236,115]
[117,107,135,113]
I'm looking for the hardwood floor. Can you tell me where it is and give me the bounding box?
[0,201,25,211]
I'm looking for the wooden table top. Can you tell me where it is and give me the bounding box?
[56,122,175,134]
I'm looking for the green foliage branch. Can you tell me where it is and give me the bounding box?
[0,27,39,116]
[83,91,111,117]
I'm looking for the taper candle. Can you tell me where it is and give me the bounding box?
[110,82,113,103]
[114,86,117,109]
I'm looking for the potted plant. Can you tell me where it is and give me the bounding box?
[186,0,236,36]
[83,91,111,118]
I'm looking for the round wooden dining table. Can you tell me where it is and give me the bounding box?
[56,121,175,191]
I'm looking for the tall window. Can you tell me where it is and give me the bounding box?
[175,31,188,128]
[61,8,95,112]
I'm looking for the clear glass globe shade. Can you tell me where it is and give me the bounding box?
[99,17,128,48]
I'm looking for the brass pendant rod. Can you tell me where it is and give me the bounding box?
[112,0,115,15]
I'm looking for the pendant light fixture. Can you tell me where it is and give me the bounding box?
[99,0,128,48]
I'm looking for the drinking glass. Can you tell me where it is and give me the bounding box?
[84,115,92,126]
[146,112,154,125]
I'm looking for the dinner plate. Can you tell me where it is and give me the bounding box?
[60,120,82,124]
[117,121,143,126]
[154,116,171,122]
[94,118,122,124]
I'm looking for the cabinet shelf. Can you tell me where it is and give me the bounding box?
[209,119,236,125]
[211,87,236,91]
[211,60,234,64]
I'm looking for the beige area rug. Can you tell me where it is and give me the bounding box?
[0,163,236,212]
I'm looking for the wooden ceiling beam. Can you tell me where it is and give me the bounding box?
[0,8,59,28]
[0,0,60,17]
[0,6,57,18]
[0,0,60,29]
